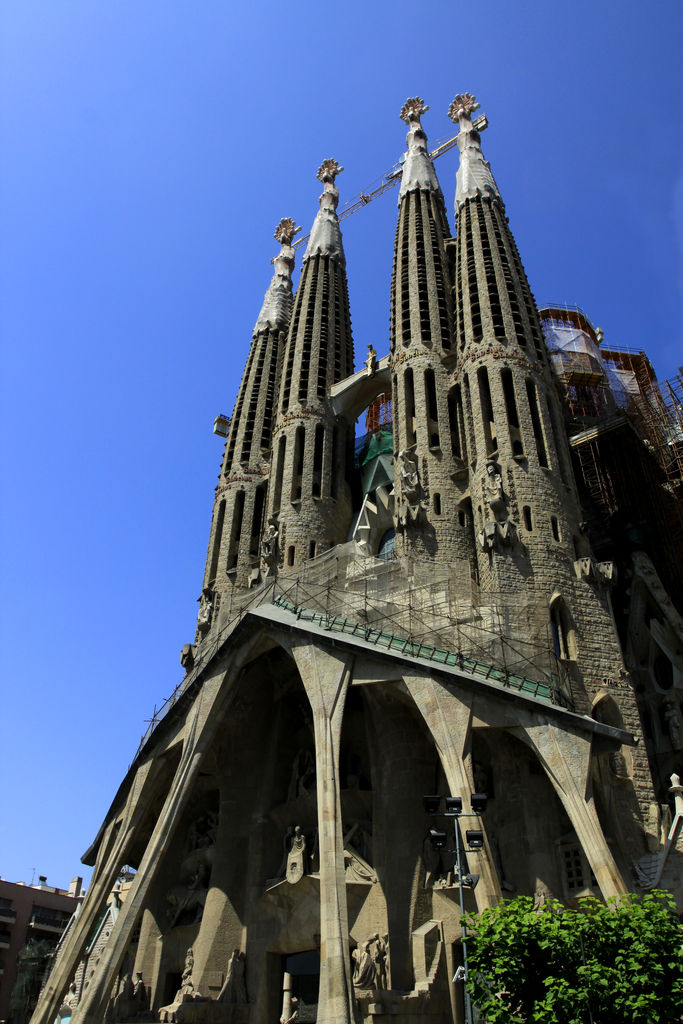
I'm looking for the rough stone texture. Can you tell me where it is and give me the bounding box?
[30,96,682,1024]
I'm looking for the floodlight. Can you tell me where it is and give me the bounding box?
[465,829,484,849]
[471,793,488,814]
[445,796,463,815]
[423,795,441,814]
[462,873,480,890]
[428,827,448,849]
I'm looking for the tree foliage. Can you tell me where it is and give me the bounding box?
[464,890,683,1024]
[8,938,54,1024]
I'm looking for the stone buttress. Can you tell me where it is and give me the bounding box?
[200,219,298,609]
[390,98,476,567]
[266,160,354,571]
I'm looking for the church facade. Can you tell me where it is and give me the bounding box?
[31,94,683,1024]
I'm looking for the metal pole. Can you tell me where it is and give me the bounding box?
[454,816,474,1024]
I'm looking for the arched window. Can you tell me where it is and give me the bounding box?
[377,528,396,562]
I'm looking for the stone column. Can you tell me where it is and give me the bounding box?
[290,642,356,1024]
[29,762,154,1024]
[402,674,502,907]
[515,721,627,897]
[66,659,240,1024]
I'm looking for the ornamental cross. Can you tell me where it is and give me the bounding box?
[400,96,429,126]
[317,158,344,184]
[448,92,481,123]
[274,217,301,246]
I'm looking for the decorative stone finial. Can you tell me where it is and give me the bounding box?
[274,217,301,247]
[448,92,481,124]
[317,158,344,185]
[400,97,429,126]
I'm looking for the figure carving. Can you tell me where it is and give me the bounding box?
[158,948,197,1023]
[133,972,146,1006]
[216,949,247,1004]
[280,997,299,1023]
[663,697,682,749]
[397,449,424,527]
[261,516,280,574]
[482,461,505,516]
[352,941,376,989]
[197,588,214,632]
[286,825,307,884]
[371,934,387,990]
[365,344,377,377]
[59,981,78,1017]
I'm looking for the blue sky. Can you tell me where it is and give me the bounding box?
[1,0,681,890]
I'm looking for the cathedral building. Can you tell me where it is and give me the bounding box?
[31,94,683,1024]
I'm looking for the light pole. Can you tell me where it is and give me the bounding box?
[424,793,487,1024]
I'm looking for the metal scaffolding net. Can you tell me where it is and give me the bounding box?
[271,542,572,707]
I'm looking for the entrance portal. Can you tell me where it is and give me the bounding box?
[281,950,320,1022]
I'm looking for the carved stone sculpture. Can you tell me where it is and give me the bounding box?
[351,941,376,989]
[371,934,387,990]
[448,92,481,123]
[261,516,280,574]
[216,949,247,1004]
[365,344,377,377]
[197,588,214,633]
[158,948,197,1023]
[400,96,429,126]
[397,449,424,527]
[482,461,505,516]
[286,825,307,884]
[280,996,299,1024]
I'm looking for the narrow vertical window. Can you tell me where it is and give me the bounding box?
[208,500,226,584]
[546,396,568,483]
[501,368,524,456]
[312,424,324,498]
[331,426,340,499]
[526,379,548,467]
[404,369,416,447]
[291,426,305,501]
[250,484,266,555]
[309,540,316,559]
[477,366,497,456]
[272,436,286,513]
[424,367,440,448]
[448,387,462,459]
[287,545,295,567]
[523,505,532,531]
[551,515,561,541]
[227,490,245,571]
[433,493,441,515]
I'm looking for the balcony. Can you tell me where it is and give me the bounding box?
[29,912,69,934]
[0,931,11,949]
[0,907,16,923]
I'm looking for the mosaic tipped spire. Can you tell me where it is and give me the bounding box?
[304,158,345,262]
[398,96,440,199]
[254,217,300,332]
[448,92,501,210]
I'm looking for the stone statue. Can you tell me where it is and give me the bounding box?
[158,948,196,1023]
[663,697,682,749]
[371,934,387,990]
[365,345,377,377]
[261,516,280,574]
[216,949,247,1004]
[482,461,505,516]
[59,981,78,1017]
[180,644,194,671]
[133,972,146,1006]
[397,449,423,526]
[197,588,214,632]
[352,941,376,989]
[286,825,307,884]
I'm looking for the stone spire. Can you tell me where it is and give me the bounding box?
[449,92,502,210]
[389,98,472,566]
[398,97,441,198]
[200,220,298,601]
[266,160,354,572]
[254,217,300,332]
[304,158,346,264]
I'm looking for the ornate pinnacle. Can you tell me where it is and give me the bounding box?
[448,92,481,124]
[317,158,344,185]
[400,97,429,126]
[274,217,301,246]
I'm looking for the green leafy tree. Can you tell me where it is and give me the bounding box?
[8,938,54,1024]
[464,890,683,1024]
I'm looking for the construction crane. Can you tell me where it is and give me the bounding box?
[292,115,488,252]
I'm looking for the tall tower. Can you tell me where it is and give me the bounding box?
[266,159,354,571]
[200,218,298,611]
[449,93,582,593]
[390,98,475,565]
